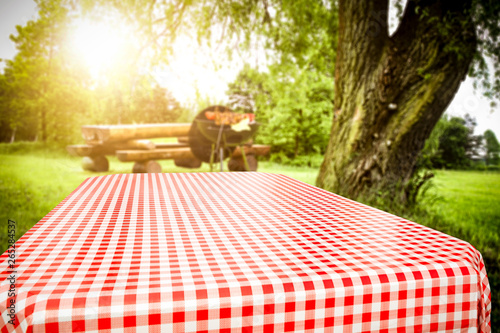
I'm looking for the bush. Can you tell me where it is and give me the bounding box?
[486,165,500,172]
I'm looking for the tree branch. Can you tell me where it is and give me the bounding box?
[392,0,475,51]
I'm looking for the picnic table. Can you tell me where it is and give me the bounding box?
[0,173,491,332]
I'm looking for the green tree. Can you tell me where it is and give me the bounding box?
[316,0,500,200]
[2,0,91,143]
[462,114,484,162]
[484,129,500,166]
[227,63,333,163]
[436,117,472,169]
[420,114,483,169]
[131,83,186,124]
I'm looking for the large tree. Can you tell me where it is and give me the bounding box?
[193,0,499,200]
[317,0,498,199]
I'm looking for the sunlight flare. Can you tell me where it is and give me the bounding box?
[71,17,137,76]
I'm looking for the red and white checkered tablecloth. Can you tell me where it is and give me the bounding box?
[1,173,491,332]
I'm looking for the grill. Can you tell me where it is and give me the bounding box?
[188,105,259,171]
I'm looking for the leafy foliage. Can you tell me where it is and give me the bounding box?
[227,63,333,165]
[484,129,500,166]
[131,83,187,123]
[394,0,500,102]
[436,116,480,168]
[469,0,500,102]
[195,0,500,200]
[420,114,492,169]
[0,0,89,143]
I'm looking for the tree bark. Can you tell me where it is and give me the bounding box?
[317,0,476,201]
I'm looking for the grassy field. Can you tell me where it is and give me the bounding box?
[427,170,500,260]
[0,142,498,326]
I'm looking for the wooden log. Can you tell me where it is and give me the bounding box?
[155,142,189,149]
[81,123,191,144]
[174,157,202,169]
[177,136,189,143]
[232,144,271,157]
[117,139,155,150]
[81,156,109,172]
[228,155,258,171]
[132,160,162,173]
[116,147,195,162]
[67,140,155,157]
[68,145,110,157]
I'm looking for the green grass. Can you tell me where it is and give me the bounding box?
[0,143,498,326]
[259,161,319,185]
[426,170,500,261]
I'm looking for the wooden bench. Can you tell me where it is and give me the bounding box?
[67,123,270,173]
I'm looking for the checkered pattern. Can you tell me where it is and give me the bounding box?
[0,173,491,332]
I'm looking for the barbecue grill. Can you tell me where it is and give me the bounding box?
[188,105,259,171]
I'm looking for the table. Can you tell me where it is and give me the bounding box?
[1,173,491,332]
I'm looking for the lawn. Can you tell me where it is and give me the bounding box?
[0,143,498,326]
[427,170,500,261]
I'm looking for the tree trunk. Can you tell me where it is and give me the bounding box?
[295,109,303,158]
[317,0,476,201]
[41,33,54,143]
[10,128,16,143]
[41,108,47,142]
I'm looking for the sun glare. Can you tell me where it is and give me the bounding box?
[154,35,243,105]
[72,18,136,76]
[70,16,245,105]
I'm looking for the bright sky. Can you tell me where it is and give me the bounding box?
[0,0,36,63]
[1,0,498,138]
[150,35,245,108]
